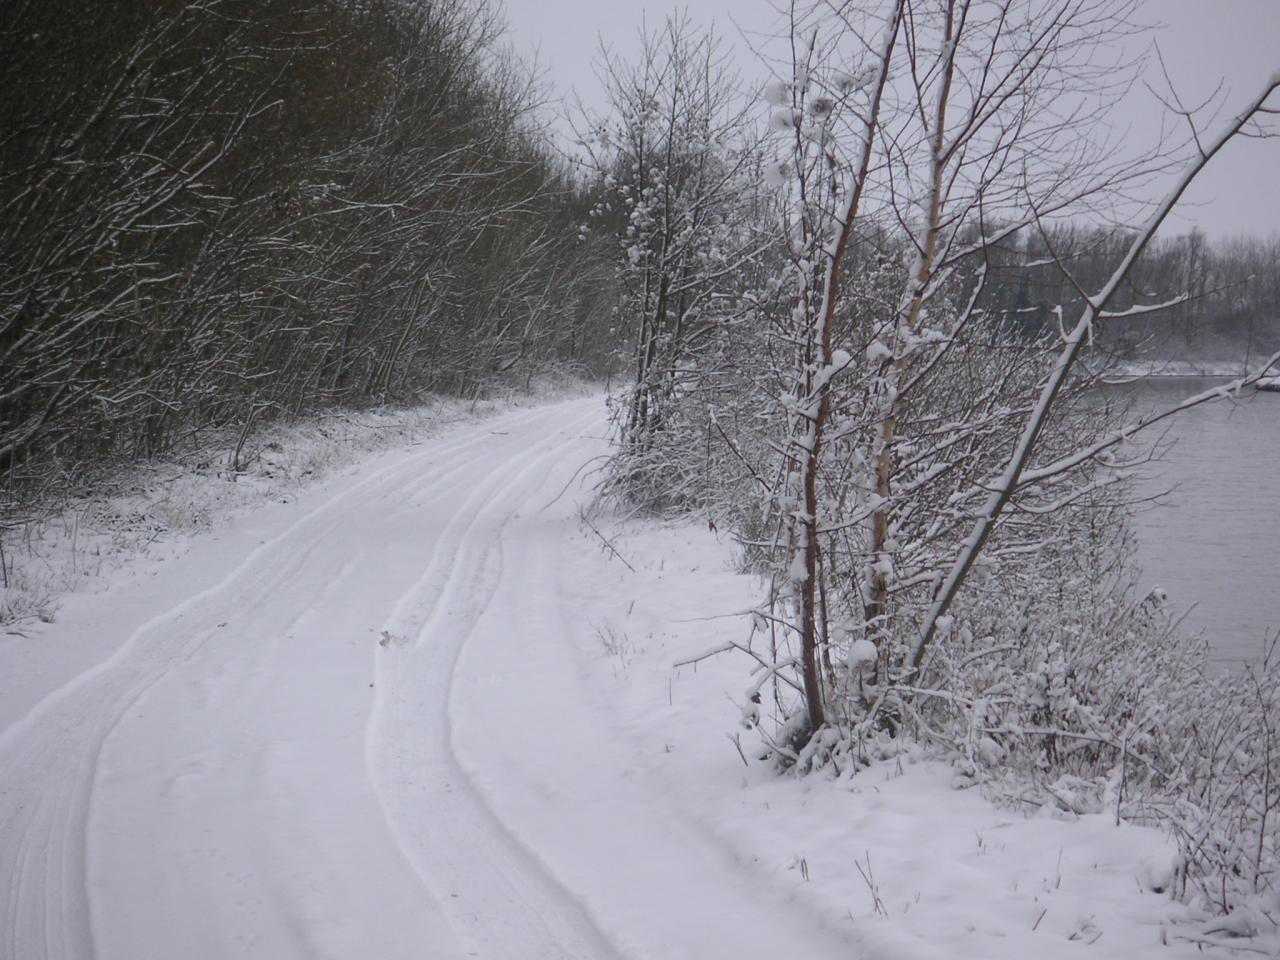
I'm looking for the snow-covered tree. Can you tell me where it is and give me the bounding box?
[582,17,770,509]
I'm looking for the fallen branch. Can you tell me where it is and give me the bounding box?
[578,506,636,572]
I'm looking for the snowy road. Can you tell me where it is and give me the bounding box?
[0,397,857,960]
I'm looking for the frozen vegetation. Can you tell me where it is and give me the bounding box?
[585,2,1280,951]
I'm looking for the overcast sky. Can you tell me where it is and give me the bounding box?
[500,0,1280,240]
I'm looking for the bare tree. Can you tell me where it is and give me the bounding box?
[0,0,604,492]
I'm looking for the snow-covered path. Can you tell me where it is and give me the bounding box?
[0,397,857,960]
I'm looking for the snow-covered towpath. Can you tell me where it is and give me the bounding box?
[0,396,857,960]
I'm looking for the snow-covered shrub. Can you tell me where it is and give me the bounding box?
[581,18,783,521]
[588,0,1280,934]
[737,448,1280,925]
[0,569,59,625]
[900,511,1280,922]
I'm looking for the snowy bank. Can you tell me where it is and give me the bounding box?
[451,514,1269,959]
[0,381,595,734]
[0,379,595,630]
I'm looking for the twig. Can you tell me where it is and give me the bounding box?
[854,852,886,916]
[578,506,635,572]
[727,732,749,767]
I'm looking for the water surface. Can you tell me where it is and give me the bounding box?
[1101,377,1280,664]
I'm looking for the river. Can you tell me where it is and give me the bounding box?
[1101,377,1280,665]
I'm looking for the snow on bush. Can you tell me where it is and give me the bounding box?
[716,486,1280,942]
[873,525,1279,935]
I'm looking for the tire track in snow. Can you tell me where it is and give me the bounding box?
[87,540,380,960]
[367,402,621,960]
[0,400,583,960]
[444,461,868,960]
[0,401,556,753]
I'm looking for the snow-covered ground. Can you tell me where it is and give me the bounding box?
[0,393,1234,959]
[541,519,1233,959]
[0,388,580,630]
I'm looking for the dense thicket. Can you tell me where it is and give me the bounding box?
[590,3,1280,924]
[0,0,609,479]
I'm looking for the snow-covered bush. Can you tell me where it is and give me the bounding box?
[895,511,1280,922]
[584,18,777,519]
[743,487,1280,923]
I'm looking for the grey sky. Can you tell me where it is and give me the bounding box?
[501,0,1280,240]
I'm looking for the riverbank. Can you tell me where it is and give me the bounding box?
[1108,359,1247,379]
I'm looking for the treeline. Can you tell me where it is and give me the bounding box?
[983,227,1280,363]
[0,0,610,478]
